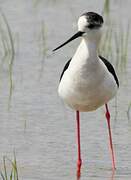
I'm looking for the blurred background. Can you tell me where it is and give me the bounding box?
[0,0,131,179]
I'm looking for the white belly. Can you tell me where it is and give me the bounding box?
[58,61,118,112]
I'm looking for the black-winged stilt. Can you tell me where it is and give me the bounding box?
[53,12,119,176]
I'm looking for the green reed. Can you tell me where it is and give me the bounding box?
[38,21,48,80]
[127,102,131,121]
[102,0,110,17]
[0,11,15,109]
[101,0,130,75]
[40,21,48,59]
[114,23,130,74]
[32,0,61,8]
[100,21,130,76]
[33,0,42,7]
[101,0,130,121]
[0,154,19,180]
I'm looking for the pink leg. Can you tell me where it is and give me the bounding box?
[105,104,116,170]
[76,111,82,177]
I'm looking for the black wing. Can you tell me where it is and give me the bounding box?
[99,55,119,87]
[60,59,71,82]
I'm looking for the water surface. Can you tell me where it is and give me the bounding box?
[0,0,131,179]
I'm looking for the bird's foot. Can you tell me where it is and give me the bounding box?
[77,159,82,178]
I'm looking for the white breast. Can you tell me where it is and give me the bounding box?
[58,39,118,112]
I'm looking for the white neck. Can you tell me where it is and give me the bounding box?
[82,37,99,57]
[70,30,102,68]
[72,37,100,63]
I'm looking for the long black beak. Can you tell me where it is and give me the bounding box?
[53,31,84,52]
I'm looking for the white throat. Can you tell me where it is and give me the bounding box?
[72,29,102,63]
[82,37,98,57]
[72,38,99,65]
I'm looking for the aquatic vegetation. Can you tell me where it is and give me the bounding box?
[38,21,48,80]
[39,21,48,60]
[0,154,19,180]
[101,0,130,75]
[114,23,130,74]
[32,0,42,7]
[100,22,130,76]
[100,0,130,122]
[0,11,15,109]
[102,0,110,17]
[127,102,131,121]
[32,0,60,7]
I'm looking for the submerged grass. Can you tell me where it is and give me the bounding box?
[114,23,130,74]
[33,0,60,7]
[100,20,130,76]
[127,102,131,121]
[38,21,48,80]
[101,0,130,75]
[0,10,15,109]
[40,21,48,60]
[102,0,110,17]
[101,0,130,121]
[0,154,19,180]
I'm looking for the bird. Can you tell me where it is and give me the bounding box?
[53,12,119,176]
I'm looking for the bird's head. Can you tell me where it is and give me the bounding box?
[53,12,104,51]
[78,12,103,40]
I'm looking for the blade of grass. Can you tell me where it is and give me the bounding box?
[0,153,19,180]
[3,157,8,180]
[102,0,110,16]
[10,168,13,180]
[127,102,131,121]
[0,11,15,110]
[0,171,5,180]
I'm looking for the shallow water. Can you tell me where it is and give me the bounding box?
[0,0,131,179]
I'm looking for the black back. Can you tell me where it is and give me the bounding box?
[99,55,119,87]
[60,59,71,81]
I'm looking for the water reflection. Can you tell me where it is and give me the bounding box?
[110,170,115,180]
[76,174,81,180]
[76,169,115,180]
